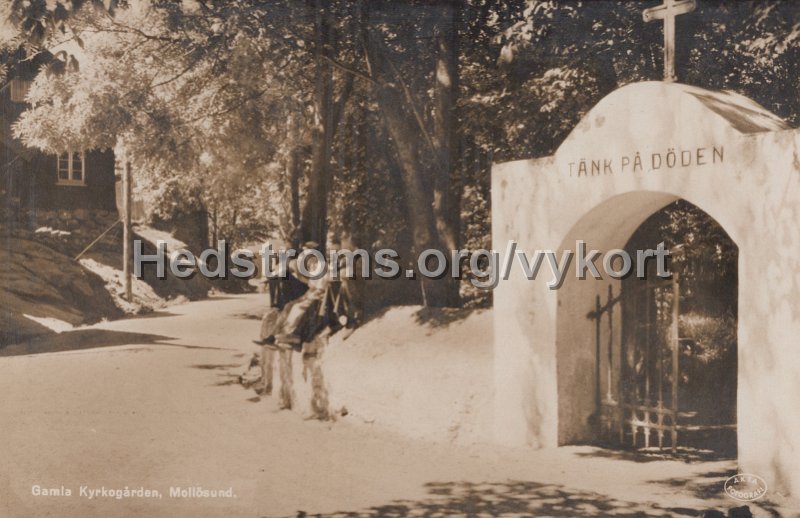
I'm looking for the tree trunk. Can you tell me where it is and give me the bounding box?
[211,205,218,246]
[286,113,302,248]
[431,1,462,307]
[300,0,334,250]
[364,9,461,307]
[367,28,460,306]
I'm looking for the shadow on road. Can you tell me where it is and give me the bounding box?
[412,307,475,329]
[124,310,181,319]
[189,363,242,370]
[574,447,736,464]
[0,328,176,356]
[304,480,718,517]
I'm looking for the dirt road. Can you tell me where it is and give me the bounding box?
[0,295,789,517]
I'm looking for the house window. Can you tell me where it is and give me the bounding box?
[57,150,86,186]
[9,78,32,103]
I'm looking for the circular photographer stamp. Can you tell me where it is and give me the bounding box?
[724,474,767,502]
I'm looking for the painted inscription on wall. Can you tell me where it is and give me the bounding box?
[567,146,724,177]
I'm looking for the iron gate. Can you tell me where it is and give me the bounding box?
[589,273,736,453]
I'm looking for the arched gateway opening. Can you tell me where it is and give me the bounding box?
[555,193,738,458]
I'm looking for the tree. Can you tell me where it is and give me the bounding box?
[7,0,800,310]
[10,1,313,250]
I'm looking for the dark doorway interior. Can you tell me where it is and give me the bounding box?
[615,199,738,457]
[621,200,738,455]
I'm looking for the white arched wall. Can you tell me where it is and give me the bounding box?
[491,81,800,496]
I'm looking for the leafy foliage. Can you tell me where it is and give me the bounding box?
[3,1,799,306]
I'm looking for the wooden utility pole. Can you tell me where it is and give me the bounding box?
[123,158,133,302]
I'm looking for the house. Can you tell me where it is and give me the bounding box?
[1,49,118,224]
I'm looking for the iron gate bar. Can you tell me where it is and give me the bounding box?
[607,285,614,403]
[671,274,680,452]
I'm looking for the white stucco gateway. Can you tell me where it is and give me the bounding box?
[491,81,800,496]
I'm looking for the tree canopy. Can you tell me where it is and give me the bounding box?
[3,0,798,307]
